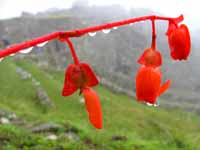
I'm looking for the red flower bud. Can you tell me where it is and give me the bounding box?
[137,48,162,67]
[167,23,191,60]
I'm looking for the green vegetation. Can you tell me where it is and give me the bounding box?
[0,58,200,150]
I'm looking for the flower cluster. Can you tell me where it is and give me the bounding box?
[60,17,191,129]
[136,18,191,105]
[0,15,190,129]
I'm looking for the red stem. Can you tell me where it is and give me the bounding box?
[64,38,79,65]
[0,15,184,58]
[0,32,60,58]
[65,15,183,36]
[151,18,156,50]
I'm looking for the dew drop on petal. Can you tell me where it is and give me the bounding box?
[88,32,96,37]
[102,29,111,34]
[20,47,33,54]
[146,102,153,107]
[113,27,118,30]
[37,41,48,47]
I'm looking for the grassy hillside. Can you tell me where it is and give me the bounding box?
[0,58,200,150]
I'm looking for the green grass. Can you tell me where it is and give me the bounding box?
[0,58,200,149]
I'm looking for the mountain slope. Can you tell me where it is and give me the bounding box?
[0,58,200,149]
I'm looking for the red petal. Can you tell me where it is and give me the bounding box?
[180,24,191,58]
[136,66,161,104]
[166,22,177,36]
[62,64,78,96]
[82,87,102,129]
[62,63,99,97]
[80,63,99,87]
[159,80,171,96]
[137,48,162,67]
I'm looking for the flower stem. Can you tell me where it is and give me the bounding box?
[0,15,184,58]
[151,18,156,50]
[67,15,184,36]
[64,38,79,65]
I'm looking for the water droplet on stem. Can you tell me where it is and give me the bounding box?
[88,32,96,37]
[102,29,111,34]
[37,41,48,47]
[0,58,4,62]
[20,47,33,54]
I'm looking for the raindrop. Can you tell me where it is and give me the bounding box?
[10,53,15,56]
[79,98,85,104]
[20,47,33,54]
[88,32,96,37]
[154,101,159,107]
[102,29,111,34]
[37,41,48,47]
[113,27,118,30]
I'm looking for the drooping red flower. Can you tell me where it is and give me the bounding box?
[62,62,99,96]
[135,66,171,104]
[82,87,102,129]
[137,48,162,67]
[166,23,191,60]
[62,62,102,129]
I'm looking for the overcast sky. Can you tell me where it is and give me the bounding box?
[0,0,199,29]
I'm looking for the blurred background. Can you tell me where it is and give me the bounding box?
[0,0,200,149]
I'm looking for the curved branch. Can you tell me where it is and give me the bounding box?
[0,15,184,58]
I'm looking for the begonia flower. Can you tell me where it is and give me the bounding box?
[166,22,191,60]
[135,66,171,104]
[62,63,99,96]
[62,62,102,129]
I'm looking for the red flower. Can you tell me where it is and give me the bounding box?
[82,87,102,129]
[62,62,102,129]
[62,62,99,96]
[137,48,162,67]
[166,23,191,60]
[136,66,171,104]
